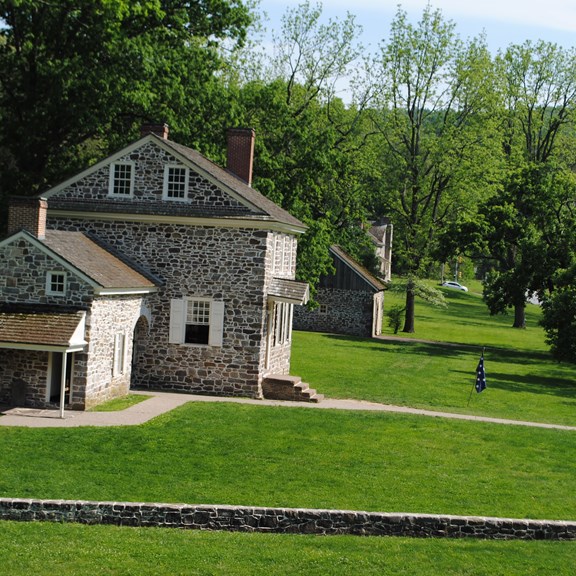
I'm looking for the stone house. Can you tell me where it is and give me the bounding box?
[367,217,393,282]
[0,125,309,410]
[293,245,385,338]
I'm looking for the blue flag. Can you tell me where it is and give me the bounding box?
[475,354,486,393]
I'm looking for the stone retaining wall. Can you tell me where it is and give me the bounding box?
[1,498,575,540]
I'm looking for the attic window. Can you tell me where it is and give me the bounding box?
[163,165,189,200]
[46,271,66,296]
[109,162,134,197]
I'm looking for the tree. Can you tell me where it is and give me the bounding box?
[371,5,500,332]
[0,0,253,231]
[540,266,576,362]
[479,41,576,327]
[230,2,377,294]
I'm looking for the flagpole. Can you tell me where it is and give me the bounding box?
[467,347,485,406]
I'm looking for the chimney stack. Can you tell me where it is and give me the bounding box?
[227,128,255,186]
[7,197,48,239]
[140,123,169,140]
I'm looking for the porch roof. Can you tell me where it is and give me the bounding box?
[268,278,309,305]
[0,305,87,352]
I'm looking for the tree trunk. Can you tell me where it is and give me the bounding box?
[402,282,416,333]
[513,303,526,328]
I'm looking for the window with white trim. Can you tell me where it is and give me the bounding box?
[163,165,189,200]
[113,332,127,376]
[46,271,66,296]
[109,162,134,197]
[319,304,328,314]
[169,298,224,346]
[272,301,293,346]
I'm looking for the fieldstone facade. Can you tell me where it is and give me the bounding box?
[295,288,384,338]
[0,128,307,409]
[294,246,385,338]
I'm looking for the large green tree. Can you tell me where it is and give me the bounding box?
[371,6,500,332]
[231,2,378,293]
[480,41,576,327]
[0,0,252,229]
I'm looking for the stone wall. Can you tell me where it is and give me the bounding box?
[58,142,247,211]
[50,218,276,398]
[0,350,49,407]
[83,296,148,409]
[0,236,93,307]
[294,288,377,338]
[1,498,574,540]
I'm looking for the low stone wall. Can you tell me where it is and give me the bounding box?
[1,498,575,540]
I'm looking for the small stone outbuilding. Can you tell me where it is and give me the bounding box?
[293,245,385,338]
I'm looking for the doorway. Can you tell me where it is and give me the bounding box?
[48,352,73,404]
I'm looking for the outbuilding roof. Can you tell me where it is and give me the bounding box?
[329,245,386,292]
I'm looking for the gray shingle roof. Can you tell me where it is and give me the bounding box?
[42,231,157,290]
[159,137,305,230]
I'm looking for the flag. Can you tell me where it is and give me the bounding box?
[475,354,486,393]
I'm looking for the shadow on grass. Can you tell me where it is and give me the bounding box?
[325,333,476,359]
[450,369,576,400]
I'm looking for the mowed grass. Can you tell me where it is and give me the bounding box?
[383,279,547,350]
[291,283,576,426]
[1,403,575,520]
[1,522,575,576]
[1,281,576,574]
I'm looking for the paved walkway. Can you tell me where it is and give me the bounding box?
[1,390,575,431]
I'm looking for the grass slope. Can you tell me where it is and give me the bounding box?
[1,403,574,520]
[1,280,575,574]
[1,522,575,576]
[291,284,576,425]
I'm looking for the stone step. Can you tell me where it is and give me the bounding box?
[262,374,323,403]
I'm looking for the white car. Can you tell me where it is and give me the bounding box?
[442,281,468,292]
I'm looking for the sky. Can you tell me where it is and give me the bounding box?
[256,0,576,54]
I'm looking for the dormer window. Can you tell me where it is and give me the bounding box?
[109,162,134,197]
[46,271,66,296]
[163,165,189,200]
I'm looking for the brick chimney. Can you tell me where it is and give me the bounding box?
[227,128,255,186]
[7,197,48,239]
[140,123,169,139]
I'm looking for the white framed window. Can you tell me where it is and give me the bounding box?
[109,162,135,197]
[272,301,293,346]
[319,304,328,314]
[46,271,66,296]
[113,332,127,376]
[169,298,224,346]
[163,165,189,200]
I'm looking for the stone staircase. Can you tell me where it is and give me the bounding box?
[262,374,324,403]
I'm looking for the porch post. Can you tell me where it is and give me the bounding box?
[59,352,67,419]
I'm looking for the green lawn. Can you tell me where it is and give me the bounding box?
[1,403,574,520]
[291,284,576,426]
[1,280,576,574]
[384,279,546,350]
[1,522,575,576]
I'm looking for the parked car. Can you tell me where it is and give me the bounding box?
[441,281,468,292]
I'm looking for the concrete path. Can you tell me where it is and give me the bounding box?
[1,390,575,431]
